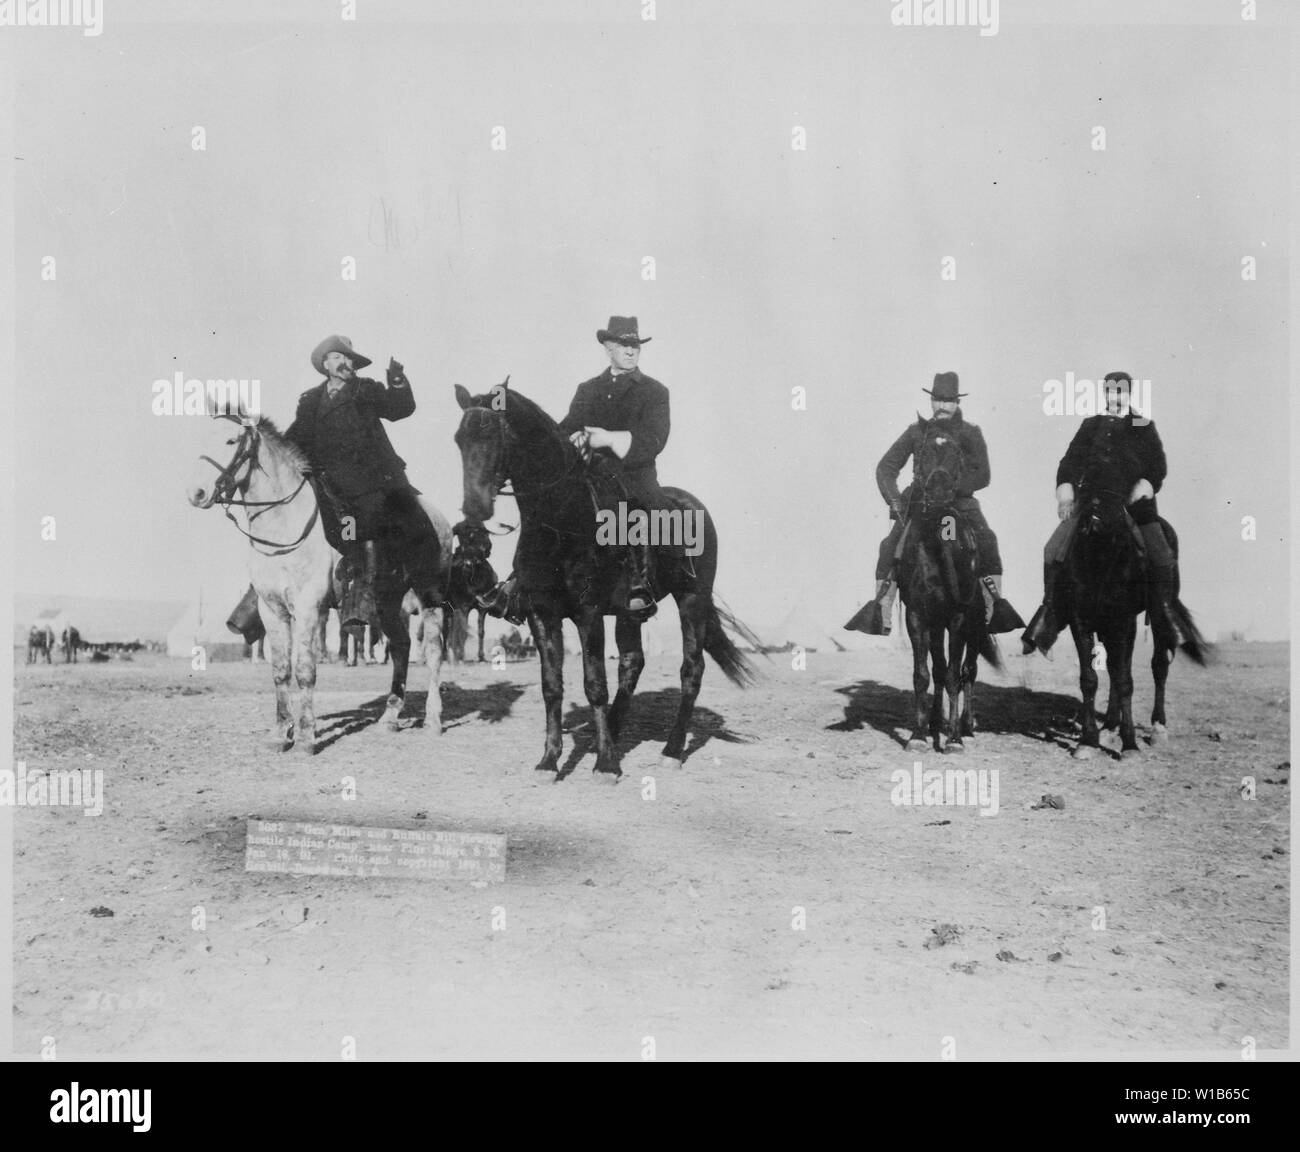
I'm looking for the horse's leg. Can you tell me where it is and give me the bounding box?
[905,606,931,750]
[574,607,619,777]
[415,601,445,735]
[942,622,965,753]
[289,602,324,754]
[928,625,947,742]
[1072,622,1101,759]
[378,587,410,731]
[257,605,293,750]
[528,610,565,775]
[664,592,708,768]
[961,624,979,738]
[1150,634,1171,743]
[608,613,645,743]
[1113,616,1140,756]
[476,609,487,663]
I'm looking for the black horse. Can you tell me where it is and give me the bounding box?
[897,433,1001,753]
[446,521,498,664]
[61,625,81,663]
[453,381,757,777]
[1062,479,1207,759]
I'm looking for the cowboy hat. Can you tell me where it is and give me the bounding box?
[596,316,652,346]
[311,334,372,375]
[922,371,967,400]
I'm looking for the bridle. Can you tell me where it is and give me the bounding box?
[198,414,319,555]
[463,403,589,536]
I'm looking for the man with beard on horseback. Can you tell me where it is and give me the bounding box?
[1021,370,1188,656]
[227,334,426,638]
[847,372,1023,636]
[478,315,668,621]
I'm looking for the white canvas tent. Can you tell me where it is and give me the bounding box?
[166,592,249,662]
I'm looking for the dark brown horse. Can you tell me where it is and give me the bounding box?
[453,381,757,777]
[897,432,1000,753]
[1062,479,1207,759]
[446,521,498,664]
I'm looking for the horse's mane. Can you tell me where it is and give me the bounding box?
[251,414,309,474]
[466,387,575,457]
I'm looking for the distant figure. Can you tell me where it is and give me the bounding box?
[61,625,81,663]
[27,624,54,665]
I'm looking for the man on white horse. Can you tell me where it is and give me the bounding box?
[227,334,426,639]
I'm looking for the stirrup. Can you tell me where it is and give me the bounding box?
[987,598,1026,634]
[844,601,889,636]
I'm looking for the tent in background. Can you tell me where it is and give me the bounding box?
[166,592,248,662]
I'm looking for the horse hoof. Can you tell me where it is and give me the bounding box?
[1149,724,1169,745]
[1072,744,1096,760]
[906,738,929,752]
[1121,746,1142,760]
[944,741,965,755]
[661,756,684,771]
[593,769,622,784]
[534,759,559,775]
[294,737,316,756]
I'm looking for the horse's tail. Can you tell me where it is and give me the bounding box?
[1172,600,1211,667]
[704,594,761,688]
[977,628,1003,673]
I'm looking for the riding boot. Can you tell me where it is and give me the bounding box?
[1138,521,1188,651]
[342,541,379,627]
[845,578,896,636]
[979,575,1026,634]
[225,584,266,644]
[477,575,528,625]
[1020,562,1065,655]
[626,545,657,619]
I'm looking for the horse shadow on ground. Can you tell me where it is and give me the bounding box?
[315,680,527,751]
[557,687,754,778]
[829,679,1090,753]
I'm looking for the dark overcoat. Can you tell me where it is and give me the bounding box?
[285,376,416,499]
[876,410,991,518]
[1056,412,1166,508]
[558,367,670,506]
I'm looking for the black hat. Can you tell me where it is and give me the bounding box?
[596,316,652,346]
[922,371,967,401]
[311,334,372,374]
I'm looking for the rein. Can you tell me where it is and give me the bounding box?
[199,415,321,555]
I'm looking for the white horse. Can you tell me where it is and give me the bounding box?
[187,408,451,753]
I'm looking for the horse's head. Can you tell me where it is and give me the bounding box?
[915,427,966,519]
[1075,482,1131,544]
[187,395,263,509]
[453,379,513,524]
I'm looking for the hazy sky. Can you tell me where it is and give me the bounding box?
[9,0,1291,638]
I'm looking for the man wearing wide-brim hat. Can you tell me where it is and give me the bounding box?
[845,372,1023,636]
[226,334,424,640]
[479,316,670,622]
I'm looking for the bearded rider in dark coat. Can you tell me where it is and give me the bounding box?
[226,334,427,640]
[846,372,1023,636]
[1020,370,1188,655]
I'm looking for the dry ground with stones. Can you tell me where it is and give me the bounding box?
[11,636,1289,1059]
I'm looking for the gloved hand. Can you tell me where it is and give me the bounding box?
[386,357,408,387]
[1128,478,1154,504]
[568,428,592,462]
[1056,482,1075,520]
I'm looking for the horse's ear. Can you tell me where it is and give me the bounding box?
[454,384,473,410]
[499,375,510,390]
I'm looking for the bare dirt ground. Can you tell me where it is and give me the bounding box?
[11,637,1289,1060]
